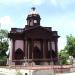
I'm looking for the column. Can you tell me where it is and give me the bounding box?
[40,40,43,58]
[29,40,32,59]
[55,40,58,62]
[50,41,53,61]
[9,39,12,61]
[23,39,28,66]
[9,39,13,66]
[12,39,15,60]
[9,39,15,66]
[23,40,25,57]
[25,39,28,59]
[32,40,34,60]
[28,40,30,61]
[43,40,48,64]
[45,40,48,58]
[55,40,58,54]
[43,40,48,59]
[31,40,35,65]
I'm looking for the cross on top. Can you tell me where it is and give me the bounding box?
[31,7,36,11]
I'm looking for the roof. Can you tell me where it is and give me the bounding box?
[8,25,60,39]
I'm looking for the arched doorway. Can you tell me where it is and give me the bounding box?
[15,48,24,65]
[33,46,42,65]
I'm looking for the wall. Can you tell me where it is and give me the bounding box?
[15,40,24,51]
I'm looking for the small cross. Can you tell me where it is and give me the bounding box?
[31,7,36,11]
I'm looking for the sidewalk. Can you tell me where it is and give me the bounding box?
[57,72,75,75]
[0,67,75,75]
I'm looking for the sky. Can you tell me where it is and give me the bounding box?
[0,0,75,51]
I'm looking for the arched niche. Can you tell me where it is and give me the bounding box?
[33,46,42,65]
[15,48,24,65]
[47,50,57,64]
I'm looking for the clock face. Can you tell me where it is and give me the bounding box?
[34,20,37,23]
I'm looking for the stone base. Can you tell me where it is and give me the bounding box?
[8,61,15,67]
[49,62,54,65]
[23,62,35,66]
[41,62,49,65]
[23,62,29,66]
[31,62,36,66]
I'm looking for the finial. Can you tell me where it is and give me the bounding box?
[30,7,37,14]
[31,7,36,11]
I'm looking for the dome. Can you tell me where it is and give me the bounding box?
[26,7,41,26]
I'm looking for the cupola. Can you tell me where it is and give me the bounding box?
[26,7,41,26]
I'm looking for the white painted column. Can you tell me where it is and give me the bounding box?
[51,41,55,51]
[9,39,13,61]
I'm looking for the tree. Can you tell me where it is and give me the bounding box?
[0,29,9,65]
[65,35,75,57]
[0,29,8,41]
[16,71,22,75]
[59,50,69,64]
[58,34,75,64]
[0,41,9,57]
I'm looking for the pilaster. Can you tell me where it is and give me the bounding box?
[12,39,15,60]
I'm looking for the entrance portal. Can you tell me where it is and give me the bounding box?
[15,48,24,65]
[33,46,42,65]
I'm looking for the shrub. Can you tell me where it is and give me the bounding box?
[0,56,7,66]
[16,71,22,75]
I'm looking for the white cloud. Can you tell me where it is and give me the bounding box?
[50,0,57,6]
[0,0,75,6]
[0,16,11,25]
[31,0,45,5]
[58,37,66,51]
[0,16,15,31]
[0,0,30,4]
[49,0,75,8]
[0,0,44,5]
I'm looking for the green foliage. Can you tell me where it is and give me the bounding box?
[16,71,22,75]
[0,56,7,66]
[59,50,69,59]
[0,41,9,58]
[65,35,75,57]
[59,34,75,65]
[0,29,8,41]
[0,29,9,65]
[59,50,69,65]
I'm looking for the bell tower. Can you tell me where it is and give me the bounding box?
[26,7,41,26]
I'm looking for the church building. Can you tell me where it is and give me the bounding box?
[8,7,59,65]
